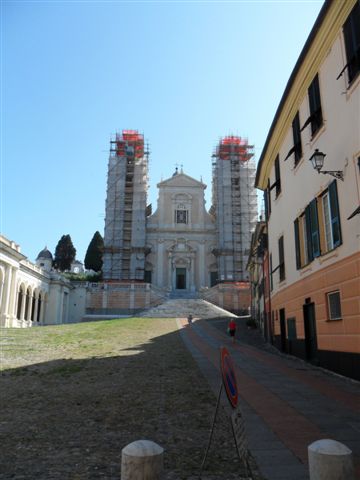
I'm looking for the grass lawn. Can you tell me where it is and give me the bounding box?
[0,318,257,479]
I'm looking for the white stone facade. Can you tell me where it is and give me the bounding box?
[0,235,82,327]
[145,171,217,292]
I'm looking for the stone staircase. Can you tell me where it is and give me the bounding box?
[139,298,236,319]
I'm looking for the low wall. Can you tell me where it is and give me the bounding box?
[86,282,165,315]
[201,282,251,316]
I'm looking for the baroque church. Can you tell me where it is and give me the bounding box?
[93,130,258,314]
[0,130,258,326]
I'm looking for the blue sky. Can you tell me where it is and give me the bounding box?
[2,0,323,263]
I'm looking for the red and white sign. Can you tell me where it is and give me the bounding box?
[220,347,238,408]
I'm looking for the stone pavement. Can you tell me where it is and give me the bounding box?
[177,315,360,480]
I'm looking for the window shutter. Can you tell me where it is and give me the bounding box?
[278,236,285,281]
[305,205,314,262]
[308,74,323,136]
[310,198,321,257]
[274,155,281,197]
[292,112,302,165]
[328,180,342,247]
[343,1,360,84]
[264,189,269,221]
[294,219,301,269]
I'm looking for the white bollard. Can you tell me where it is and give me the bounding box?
[308,439,354,480]
[121,439,164,480]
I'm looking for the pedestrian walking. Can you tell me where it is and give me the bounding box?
[188,314,193,325]
[228,318,237,344]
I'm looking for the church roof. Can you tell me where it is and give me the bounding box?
[157,171,206,189]
[36,247,53,260]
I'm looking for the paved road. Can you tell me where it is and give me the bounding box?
[177,316,360,480]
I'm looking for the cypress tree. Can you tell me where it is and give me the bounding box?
[84,231,104,272]
[54,234,76,271]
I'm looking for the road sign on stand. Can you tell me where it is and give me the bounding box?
[220,346,238,409]
[199,346,250,478]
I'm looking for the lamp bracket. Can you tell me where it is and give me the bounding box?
[320,170,344,181]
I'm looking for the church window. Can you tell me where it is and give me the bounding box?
[175,204,188,224]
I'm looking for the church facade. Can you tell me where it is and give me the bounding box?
[88,130,258,314]
[145,170,217,292]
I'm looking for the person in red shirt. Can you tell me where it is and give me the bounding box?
[228,318,237,344]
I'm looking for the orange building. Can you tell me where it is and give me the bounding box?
[255,0,360,380]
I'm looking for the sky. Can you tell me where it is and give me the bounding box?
[1,0,324,264]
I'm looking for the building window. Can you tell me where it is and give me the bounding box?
[278,236,285,281]
[343,1,360,85]
[292,112,302,165]
[294,181,342,268]
[320,180,342,252]
[301,74,323,137]
[327,291,342,320]
[309,74,323,136]
[322,192,334,251]
[269,253,273,291]
[268,156,281,203]
[175,205,188,224]
[176,210,188,224]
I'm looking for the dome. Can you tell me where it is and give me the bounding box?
[36,247,53,260]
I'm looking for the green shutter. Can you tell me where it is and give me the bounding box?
[294,219,301,269]
[305,205,314,262]
[329,180,342,247]
[275,155,281,196]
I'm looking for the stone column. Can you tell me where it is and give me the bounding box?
[0,270,4,316]
[1,265,12,326]
[308,439,354,480]
[121,440,163,480]
[157,240,164,287]
[8,269,18,327]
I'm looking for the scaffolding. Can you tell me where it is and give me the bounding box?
[212,136,258,282]
[103,130,149,281]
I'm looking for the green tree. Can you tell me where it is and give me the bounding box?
[84,231,104,272]
[54,234,76,272]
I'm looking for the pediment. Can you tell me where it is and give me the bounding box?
[157,172,206,189]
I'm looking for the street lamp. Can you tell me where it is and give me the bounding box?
[309,149,344,180]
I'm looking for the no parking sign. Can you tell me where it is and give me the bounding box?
[220,347,238,408]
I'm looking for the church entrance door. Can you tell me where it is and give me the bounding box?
[176,268,186,289]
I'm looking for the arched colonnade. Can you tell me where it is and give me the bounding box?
[15,283,47,325]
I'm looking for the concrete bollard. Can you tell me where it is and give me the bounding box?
[121,439,164,480]
[308,439,354,480]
